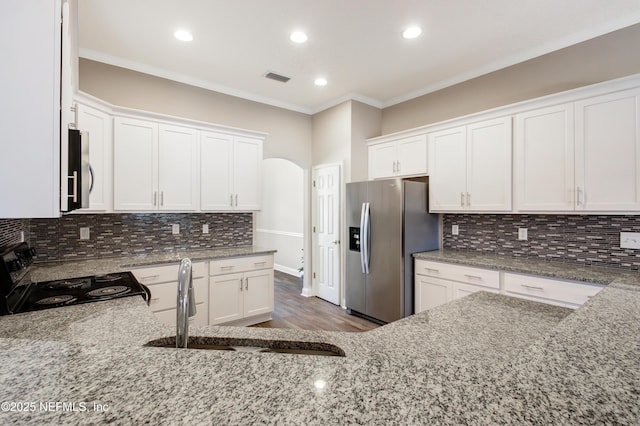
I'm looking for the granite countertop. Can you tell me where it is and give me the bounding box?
[26,246,276,282]
[1,250,640,424]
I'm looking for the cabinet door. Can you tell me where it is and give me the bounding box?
[158,124,198,211]
[201,131,234,211]
[234,137,262,210]
[114,117,158,211]
[428,126,467,211]
[396,135,428,177]
[575,88,640,211]
[368,141,397,179]
[76,104,112,212]
[466,117,512,211]
[243,269,274,318]
[209,273,244,325]
[415,275,452,313]
[515,104,575,212]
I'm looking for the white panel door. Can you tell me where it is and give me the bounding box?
[428,126,467,211]
[200,131,234,211]
[113,117,158,211]
[575,88,640,211]
[396,135,428,177]
[368,142,396,179]
[313,164,341,305]
[76,103,112,212]
[243,269,274,317]
[209,273,244,325]
[158,124,198,211]
[234,137,262,210]
[515,104,575,211]
[466,117,512,211]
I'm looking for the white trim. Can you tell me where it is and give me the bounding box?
[311,93,383,115]
[275,264,302,277]
[255,228,303,238]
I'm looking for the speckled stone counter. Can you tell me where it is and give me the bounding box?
[25,246,276,283]
[414,249,640,286]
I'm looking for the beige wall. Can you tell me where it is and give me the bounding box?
[381,23,640,134]
[350,101,382,182]
[79,59,312,169]
[311,100,352,176]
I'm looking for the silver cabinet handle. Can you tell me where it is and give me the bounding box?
[396,161,400,173]
[239,278,243,291]
[460,192,464,207]
[392,161,396,173]
[230,194,234,207]
[466,192,470,207]
[153,192,157,206]
[424,267,439,273]
[254,261,267,266]
[577,186,583,206]
[521,284,544,290]
[141,274,160,280]
[464,274,482,280]
[245,277,249,291]
[160,191,164,206]
[235,194,238,206]
[220,265,234,270]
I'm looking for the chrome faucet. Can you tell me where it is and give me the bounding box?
[176,258,196,348]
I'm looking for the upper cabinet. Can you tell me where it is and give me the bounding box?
[113,117,198,212]
[0,0,78,218]
[76,103,112,212]
[368,135,427,179]
[515,88,640,213]
[429,117,512,212]
[201,132,262,211]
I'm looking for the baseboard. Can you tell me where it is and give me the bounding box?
[300,287,313,298]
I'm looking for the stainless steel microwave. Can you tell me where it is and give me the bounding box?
[63,128,91,212]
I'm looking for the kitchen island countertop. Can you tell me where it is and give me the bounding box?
[1,262,640,424]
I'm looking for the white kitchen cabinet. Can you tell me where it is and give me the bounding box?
[503,272,603,309]
[428,117,512,212]
[575,88,640,212]
[114,117,198,211]
[201,131,263,211]
[76,103,112,212]
[132,261,209,326]
[514,104,575,211]
[414,260,499,313]
[368,135,428,179]
[209,254,274,326]
[0,0,77,218]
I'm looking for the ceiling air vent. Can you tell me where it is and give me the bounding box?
[264,71,291,83]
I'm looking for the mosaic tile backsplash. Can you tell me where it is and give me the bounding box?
[0,219,29,249]
[28,213,252,262]
[443,214,640,271]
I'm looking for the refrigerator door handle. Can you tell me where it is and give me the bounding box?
[363,202,371,274]
[359,202,367,273]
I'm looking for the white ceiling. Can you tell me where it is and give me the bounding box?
[78,0,640,114]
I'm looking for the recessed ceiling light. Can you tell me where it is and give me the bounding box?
[174,30,193,42]
[314,78,327,87]
[402,27,422,39]
[290,31,308,43]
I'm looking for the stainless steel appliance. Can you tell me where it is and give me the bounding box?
[63,128,91,212]
[0,242,150,315]
[346,178,439,323]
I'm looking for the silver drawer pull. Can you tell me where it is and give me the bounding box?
[141,275,160,280]
[424,268,439,273]
[220,265,234,270]
[521,284,544,290]
[150,298,160,302]
[254,261,266,266]
[464,274,482,280]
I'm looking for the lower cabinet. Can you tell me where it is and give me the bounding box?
[132,261,209,326]
[415,260,499,313]
[415,259,605,313]
[131,254,274,327]
[209,255,274,326]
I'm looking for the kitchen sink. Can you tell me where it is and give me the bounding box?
[145,336,345,357]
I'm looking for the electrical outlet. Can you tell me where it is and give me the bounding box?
[518,228,528,241]
[452,225,459,236]
[20,231,25,242]
[172,224,180,235]
[79,227,90,240]
[202,224,209,234]
[620,232,640,249]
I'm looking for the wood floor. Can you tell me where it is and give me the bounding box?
[251,271,379,332]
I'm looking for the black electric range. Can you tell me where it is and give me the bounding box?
[0,242,150,315]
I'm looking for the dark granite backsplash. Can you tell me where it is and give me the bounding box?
[443,214,640,271]
[25,213,252,262]
[0,219,30,248]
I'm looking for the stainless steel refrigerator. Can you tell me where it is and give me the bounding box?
[345,178,439,323]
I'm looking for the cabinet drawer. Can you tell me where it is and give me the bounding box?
[504,272,604,308]
[210,255,273,276]
[147,275,208,311]
[132,261,207,285]
[415,260,500,289]
[153,302,207,327]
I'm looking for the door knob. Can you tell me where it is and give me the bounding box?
[332,240,340,244]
